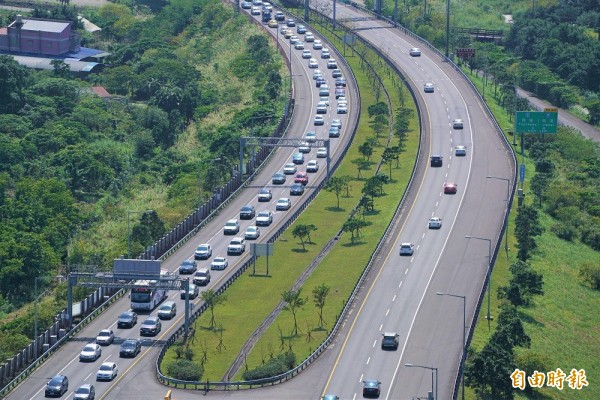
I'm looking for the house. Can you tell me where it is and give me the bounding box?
[0,15,81,55]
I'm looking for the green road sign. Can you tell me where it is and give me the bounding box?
[515,111,558,134]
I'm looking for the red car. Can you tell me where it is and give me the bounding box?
[443,182,457,194]
[294,172,309,186]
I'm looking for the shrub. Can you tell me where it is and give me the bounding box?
[242,351,296,381]
[578,262,600,290]
[551,223,577,241]
[166,359,203,381]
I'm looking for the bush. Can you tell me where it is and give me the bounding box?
[166,359,203,381]
[242,351,296,381]
[578,262,600,290]
[516,351,552,394]
[551,223,577,241]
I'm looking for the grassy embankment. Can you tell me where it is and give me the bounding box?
[160,19,420,382]
[463,70,599,400]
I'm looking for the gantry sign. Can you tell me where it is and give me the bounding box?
[67,260,195,338]
[240,136,332,179]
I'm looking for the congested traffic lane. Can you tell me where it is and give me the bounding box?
[4,6,359,400]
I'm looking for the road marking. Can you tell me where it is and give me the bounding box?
[372,340,377,348]
[386,309,390,316]
[398,281,403,288]
[421,233,425,239]
[379,324,383,331]
[405,268,409,275]
[392,294,396,302]
[366,356,371,365]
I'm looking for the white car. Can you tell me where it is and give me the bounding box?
[321,48,330,58]
[428,217,442,229]
[316,147,328,158]
[452,119,464,129]
[308,58,318,68]
[337,103,348,114]
[96,362,118,381]
[312,69,323,80]
[319,96,330,106]
[313,39,323,49]
[294,41,304,50]
[227,237,246,255]
[256,211,273,226]
[305,32,315,42]
[79,343,102,362]
[210,256,229,270]
[194,243,212,259]
[289,35,300,44]
[331,119,342,129]
[302,50,312,59]
[251,6,260,15]
[306,160,319,172]
[283,163,297,174]
[399,242,415,255]
[409,47,421,56]
[276,198,291,210]
[298,141,311,153]
[314,115,325,125]
[327,59,338,69]
[305,131,317,142]
[95,329,114,346]
[455,145,467,156]
[424,83,434,93]
[245,226,260,240]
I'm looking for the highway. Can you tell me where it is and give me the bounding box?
[4,10,359,400]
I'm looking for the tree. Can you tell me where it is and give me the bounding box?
[465,339,516,399]
[505,260,544,307]
[305,224,317,244]
[494,304,531,349]
[0,55,30,114]
[530,173,549,207]
[312,284,330,328]
[292,224,311,251]
[381,147,398,178]
[281,289,306,336]
[324,176,347,209]
[394,107,413,148]
[578,262,600,290]
[50,59,70,78]
[358,141,374,161]
[131,210,166,251]
[200,289,227,329]
[342,217,369,243]
[514,205,544,261]
[367,101,388,117]
[369,114,388,138]
[352,158,370,179]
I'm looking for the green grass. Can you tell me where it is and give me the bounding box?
[462,69,600,400]
[160,20,420,382]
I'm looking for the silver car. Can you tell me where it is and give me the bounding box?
[79,343,102,362]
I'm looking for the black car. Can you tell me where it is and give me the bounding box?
[239,205,256,219]
[381,332,399,350]
[430,155,443,167]
[45,375,68,397]
[119,339,142,358]
[178,259,197,274]
[117,311,138,329]
[362,380,381,398]
[290,183,305,196]
[272,172,286,184]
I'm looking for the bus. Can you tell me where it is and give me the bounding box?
[130,270,168,311]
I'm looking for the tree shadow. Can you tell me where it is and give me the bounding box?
[518,311,545,328]
[342,240,366,247]
[291,248,309,253]
[325,206,346,212]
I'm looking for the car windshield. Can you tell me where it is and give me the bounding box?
[49,378,63,385]
[144,319,157,326]
[215,257,225,262]
[75,387,90,394]
[122,341,135,348]
[83,345,95,351]
[98,331,110,337]
[99,365,112,371]
[159,305,170,311]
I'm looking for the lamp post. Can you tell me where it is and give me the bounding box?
[405,363,438,400]
[127,210,154,259]
[445,0,450,58]
[437,292,466,400]
[487,175,511,253]
[465,235,493,321]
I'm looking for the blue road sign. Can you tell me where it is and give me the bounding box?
[520,164,525,183]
